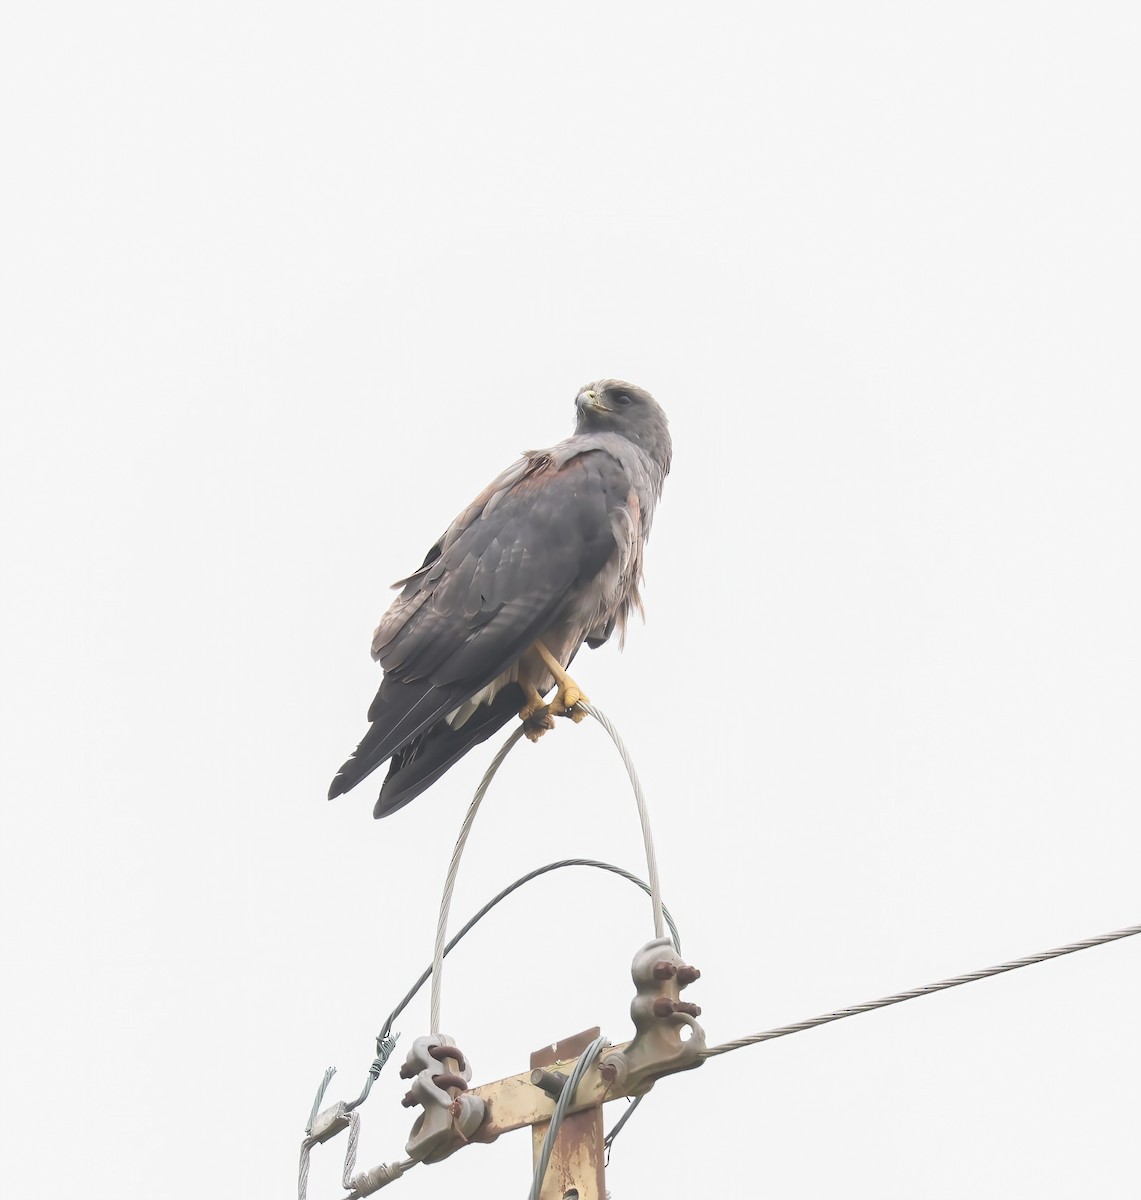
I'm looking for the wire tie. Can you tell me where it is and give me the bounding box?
[372,1033,400,1075]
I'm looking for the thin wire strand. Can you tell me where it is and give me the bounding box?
[579,702,664,941]
[703,921,1141,1058]
[603,1095,644,1163]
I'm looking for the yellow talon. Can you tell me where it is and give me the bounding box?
[519,685,556,741]
[551,683,589,721]
[523,716,554,743]
[517,643,591,739]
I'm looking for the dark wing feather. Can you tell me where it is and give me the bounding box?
[327,449,629,801]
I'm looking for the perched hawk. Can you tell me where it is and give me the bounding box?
[328,380,671,817]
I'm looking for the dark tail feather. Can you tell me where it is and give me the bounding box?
[328,676,458,801]
[373,684,524,818]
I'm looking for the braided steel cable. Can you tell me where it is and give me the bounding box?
[430,725,527,1036]
[305,1066,337,1135]
[340,1109,361,1190]
[297,1140,314,1200]
[579,702,665,941]
[703,922,1141,1058]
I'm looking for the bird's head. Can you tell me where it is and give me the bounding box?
[574,380,672,477]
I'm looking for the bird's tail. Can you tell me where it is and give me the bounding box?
[372,684,524,818]
[327,676,456,802]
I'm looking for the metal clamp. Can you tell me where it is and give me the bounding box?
[399,1035,486,1164]
[307,1100,351,1145]
[599,937,706,1097]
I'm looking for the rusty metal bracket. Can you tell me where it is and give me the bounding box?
[529,1028,607,1200]
[598,936,706,1097]
[399,1035,486,1165]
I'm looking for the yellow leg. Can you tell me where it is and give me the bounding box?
[533,640,589,722]
[518,684,555,742]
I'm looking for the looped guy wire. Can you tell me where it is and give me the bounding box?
[430,701,665,1035]
[702,921,1141,1058]
[381,859,680,1044]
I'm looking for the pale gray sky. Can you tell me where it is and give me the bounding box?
[2,3,1139,1197]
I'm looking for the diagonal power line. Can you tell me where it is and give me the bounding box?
[702,922,1141,1058]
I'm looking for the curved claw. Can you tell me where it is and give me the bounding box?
[522,709,556,742]
[552,688,589,721]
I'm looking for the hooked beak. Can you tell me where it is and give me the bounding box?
[576,388,608,414]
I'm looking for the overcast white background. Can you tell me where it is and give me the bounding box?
[2,3,1139,1197]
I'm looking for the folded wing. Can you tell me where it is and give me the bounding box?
[327,449,631,807]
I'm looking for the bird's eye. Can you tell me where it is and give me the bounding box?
[614,393,632,406]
